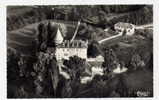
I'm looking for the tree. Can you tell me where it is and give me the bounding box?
[87,40,101,57]
[98,11,108,29]
[33,52,59,97]
[77,23,96,40]
[62,56,87,97]
[102,48,119,73]
[130,54,144,70]
[63,56,86,80]
[37,23,48,52]
[49,57,60,97]
[61,80,72,98]
[7,48,35,98]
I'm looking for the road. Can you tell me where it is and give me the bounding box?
[98,34,122,44]
[135,23,153,30]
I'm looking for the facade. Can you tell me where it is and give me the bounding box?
[114,22,135,36]
[53,24,88,61]
[55,40,88,61]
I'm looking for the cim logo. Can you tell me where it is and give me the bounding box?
[137,91,150,97]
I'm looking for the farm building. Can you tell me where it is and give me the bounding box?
[114,22,135,36]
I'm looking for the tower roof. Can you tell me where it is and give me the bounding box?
[54,27,64,45]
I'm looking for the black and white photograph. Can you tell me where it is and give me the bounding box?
[7,5,153,98]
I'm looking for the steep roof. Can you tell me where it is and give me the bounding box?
[54,27,64,45]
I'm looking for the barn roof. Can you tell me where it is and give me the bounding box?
[115,22,134,29]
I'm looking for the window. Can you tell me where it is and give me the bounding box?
[64,53,68,56]
[128,29,131,32]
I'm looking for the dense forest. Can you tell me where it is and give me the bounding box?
[7,5,152,31]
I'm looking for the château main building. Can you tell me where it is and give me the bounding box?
[55,40,88,60]
[54,26,88,61]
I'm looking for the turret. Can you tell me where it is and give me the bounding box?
[54,27,64,45]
